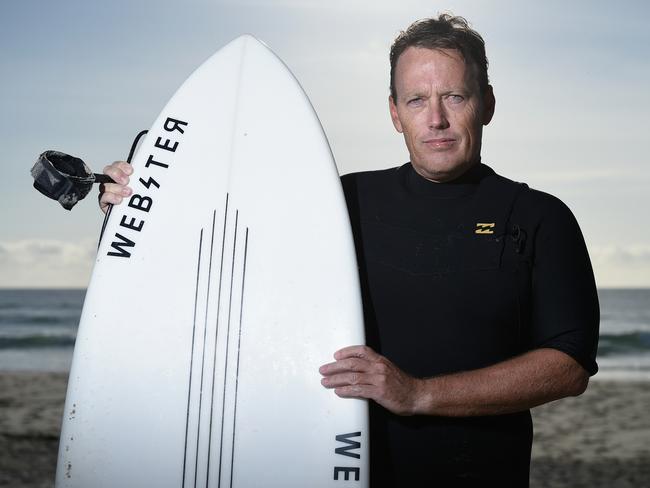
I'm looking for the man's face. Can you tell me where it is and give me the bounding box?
[389,47,495,182]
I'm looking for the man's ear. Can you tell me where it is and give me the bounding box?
[389,96,404,133]
[482,85,496,126]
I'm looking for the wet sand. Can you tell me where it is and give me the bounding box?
[1,372,648,487]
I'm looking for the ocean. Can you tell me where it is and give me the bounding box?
[1,288,649,379]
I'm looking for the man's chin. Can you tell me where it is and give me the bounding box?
[412,160,475,183]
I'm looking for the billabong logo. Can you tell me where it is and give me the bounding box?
[475,223,495,234]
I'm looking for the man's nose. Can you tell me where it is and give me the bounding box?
[427,99,449,130]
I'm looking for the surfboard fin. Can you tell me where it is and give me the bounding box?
[30,151,114,210]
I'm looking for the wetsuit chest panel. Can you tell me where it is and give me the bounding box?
[359,212,504,275]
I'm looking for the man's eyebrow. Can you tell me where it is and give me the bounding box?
[440,88,468,95]
[403,90,429,99]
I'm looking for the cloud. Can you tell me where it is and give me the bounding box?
[590,245,650,266]
[589,244,650,288]
[0,239,97,288]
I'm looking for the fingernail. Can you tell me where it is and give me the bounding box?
[122,187,132,196]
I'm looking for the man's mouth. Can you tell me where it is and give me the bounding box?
[423,138,456,149]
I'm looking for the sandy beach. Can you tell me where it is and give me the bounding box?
[0,373,648,487]
[530,379,650,487]
[0,372,67,488]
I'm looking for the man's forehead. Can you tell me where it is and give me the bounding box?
[397,46,466,69]
[394,46,480,90]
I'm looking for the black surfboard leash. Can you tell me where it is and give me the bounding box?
[30,129,149,244]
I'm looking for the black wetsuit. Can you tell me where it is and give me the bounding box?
[341,162,599,487]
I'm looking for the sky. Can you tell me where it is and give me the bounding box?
[1,0,649,288]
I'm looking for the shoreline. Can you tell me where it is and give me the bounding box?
[1,372,649,487]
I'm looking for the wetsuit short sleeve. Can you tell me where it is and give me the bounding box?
[525,191,599,375]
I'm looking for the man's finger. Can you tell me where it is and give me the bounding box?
[321,372,372,388]
[99,191,124,209]
[334,384,376,400]
[103,161,132,185]
[106,160,133,175]
[333,345,379,361]
[319,357,369,376]
[101,182,132,197]
[115,161,133,174]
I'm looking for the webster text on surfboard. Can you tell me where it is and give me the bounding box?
[334,431,363,482]
[107,116,189,258]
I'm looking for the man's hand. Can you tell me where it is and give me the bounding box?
[319,345,424,416]
[320,346,589,418]
[99,161,133,214]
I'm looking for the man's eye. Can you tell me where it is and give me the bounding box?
[407,97,423,106]
[447,95,464,104]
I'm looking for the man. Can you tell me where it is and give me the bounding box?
[100,14,599,487]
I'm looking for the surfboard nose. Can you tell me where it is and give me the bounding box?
[222,33,271,56]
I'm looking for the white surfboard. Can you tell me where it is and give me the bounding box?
[56,35,368,487]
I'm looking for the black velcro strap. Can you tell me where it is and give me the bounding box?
[31,151,114,210]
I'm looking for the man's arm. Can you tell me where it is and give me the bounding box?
[319,345,589,417]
